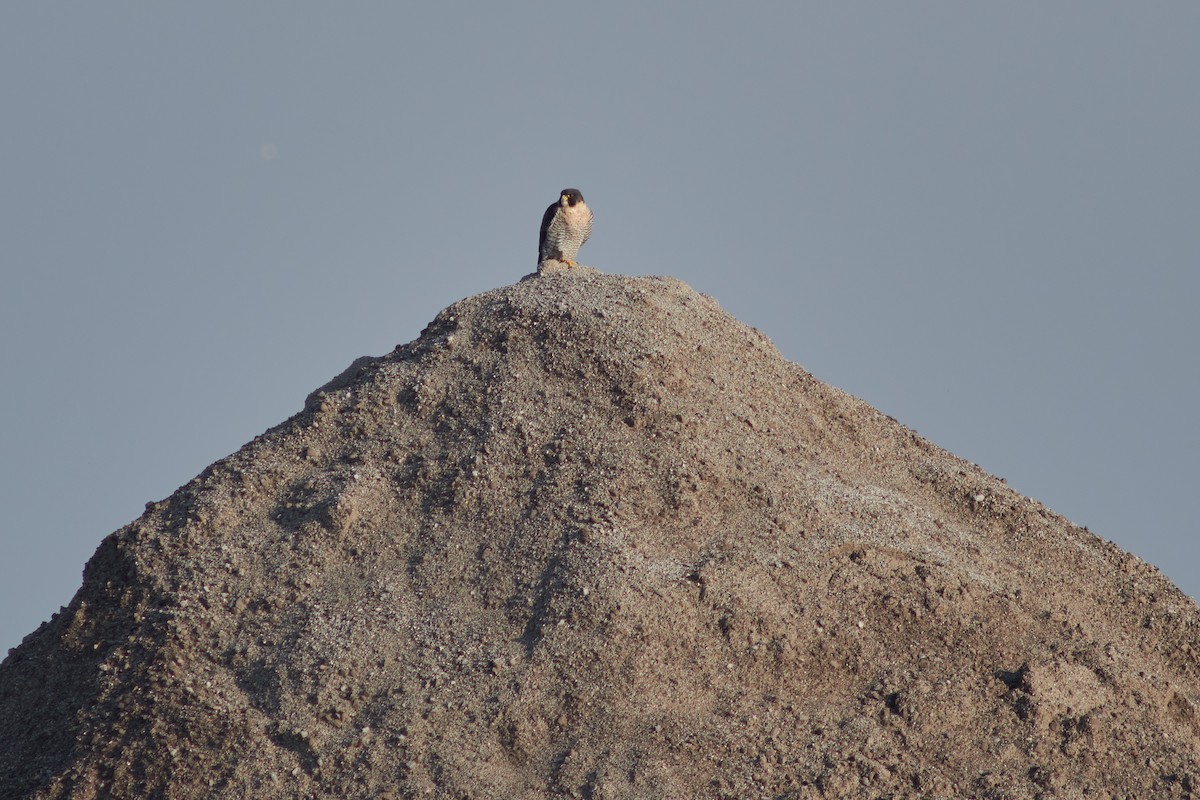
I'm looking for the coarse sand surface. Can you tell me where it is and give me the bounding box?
[3,272,1198,798]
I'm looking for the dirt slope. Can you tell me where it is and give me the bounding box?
[2,272,1199,799]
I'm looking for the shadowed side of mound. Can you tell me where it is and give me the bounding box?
[2,272,1200,799]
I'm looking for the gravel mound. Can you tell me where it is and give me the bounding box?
[3,272,1199,799]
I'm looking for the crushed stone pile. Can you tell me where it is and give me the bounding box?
[3,272,1199,799]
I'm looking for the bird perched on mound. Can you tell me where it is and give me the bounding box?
[539,188,592,268]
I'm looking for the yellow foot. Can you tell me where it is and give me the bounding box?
[562,259,577,268]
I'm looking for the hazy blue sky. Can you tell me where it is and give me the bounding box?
[3,4,1197,655]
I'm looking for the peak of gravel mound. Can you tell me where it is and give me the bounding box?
[3,272,1200,799]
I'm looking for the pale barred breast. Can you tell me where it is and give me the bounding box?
[541,202,593,263]
[556,202,593,261]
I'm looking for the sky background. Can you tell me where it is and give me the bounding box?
[2,4,1197,656]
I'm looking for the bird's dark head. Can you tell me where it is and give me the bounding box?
[560,188,585,207]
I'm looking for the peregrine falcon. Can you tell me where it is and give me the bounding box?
[538,188,592,268]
